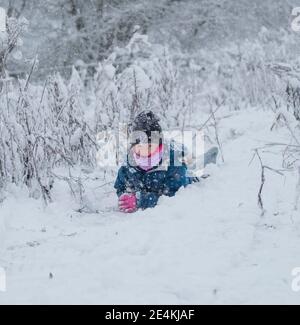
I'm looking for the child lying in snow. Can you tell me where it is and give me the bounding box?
[114,111,218,213]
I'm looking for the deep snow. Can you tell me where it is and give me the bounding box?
[0,108,300,304]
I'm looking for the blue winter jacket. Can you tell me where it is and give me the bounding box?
[114,142,218,210]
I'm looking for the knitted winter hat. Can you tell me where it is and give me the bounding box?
[130,111,162,145]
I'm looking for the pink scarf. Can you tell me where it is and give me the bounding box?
[133,144,164,171]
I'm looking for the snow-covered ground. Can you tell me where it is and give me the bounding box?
[0,108,300,304]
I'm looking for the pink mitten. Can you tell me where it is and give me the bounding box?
[119,193,137,213]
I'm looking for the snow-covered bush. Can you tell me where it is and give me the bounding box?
[177,27,300,113]
[0,13,28,91]
[0,71,98,203]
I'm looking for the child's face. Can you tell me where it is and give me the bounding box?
[133,143,160,157]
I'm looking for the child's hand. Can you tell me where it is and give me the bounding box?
[118,193,137,213]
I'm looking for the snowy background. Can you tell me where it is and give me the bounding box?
[1,0,300,304]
